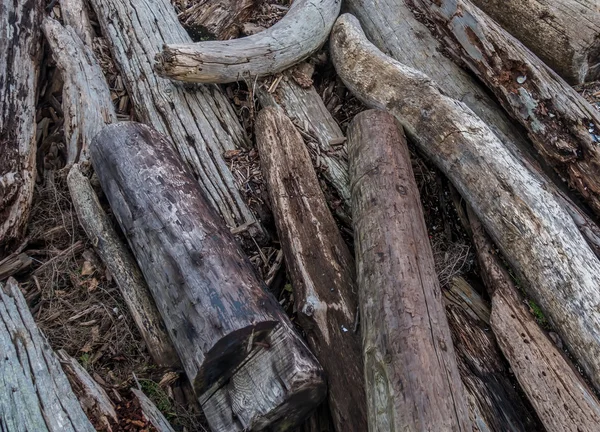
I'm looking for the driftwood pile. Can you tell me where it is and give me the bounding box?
[2,0,600,430]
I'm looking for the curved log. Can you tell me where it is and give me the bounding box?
[470,0,600,84]
[331,13,600,392]
[155,0,341,83]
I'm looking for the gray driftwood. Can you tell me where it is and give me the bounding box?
[0,0,43,246]
[90,122,325,431]
[349,109,471,431]
[255,106,366,431]
[155,0,341,83]
[470,0,600,84]
[59,0,95,47]
[131,389,176,432]
[0,278,96,432]
[331,13,600,393]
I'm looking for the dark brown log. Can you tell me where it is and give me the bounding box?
[255,106,366,431]
[0,0,43,246]
[0,278,96,431]
[348,109,471,431]
[90,122,325,431]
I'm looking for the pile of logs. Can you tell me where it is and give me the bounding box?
[2,0,600,430]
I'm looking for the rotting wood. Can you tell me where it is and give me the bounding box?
[155,0,341,83]
[331,13,600,393]
[90,122,326,431]
[131,389,176,432]
[67,163,179,368]
[470,0,600,84]
[0,0,43,247]
[59,0,95,47]
[468,208,600,432]
[0,278,96,432]
[349,109,471,431]
[255,106,366,431]
[177,0,257,41]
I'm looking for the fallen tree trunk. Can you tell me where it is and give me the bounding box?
[470,0,600,84]
[349,109,471,431]
[0,0,43,246]
[468,209,600,432]
[87,0,262,237]
[331,13,600,392]
[408,0,600,218]
[255,106,366,431]
[177,0,257,41]
[90,122,325,431]
[0,278,96,431]
[155,0,340,83]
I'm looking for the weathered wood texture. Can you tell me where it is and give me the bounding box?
[0,0,42,246]
[90,122,325,431]
[255,107,366,431]
[408,0,600,218]
[87,0,261,235]
[67,164,178,367]
[155,0,341,83]
[469,210,600,432]
[43,17,116,165]
[131,389,176,432]
[59,0,95,47]
[331,13,600,393]
[470,0,600,84]
[0,278,96,432]
[349,109,471,431]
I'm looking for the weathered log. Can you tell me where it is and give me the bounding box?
[331,12,600,393]
[90,122,325,431]
[67,164,178,367]
[59,0,95,47]
[131,389,176,432]
[0,278,96,431]
[155,0,341,83]
[255,106,366,431]
[43,17,116,165]
[0,0,43,246]
[470,0,600,84]
[87,0,261,236]
[407,0,600,218]
[349,109,471,431]
[177,0,257,41]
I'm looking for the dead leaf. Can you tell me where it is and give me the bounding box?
[81,260,95,276]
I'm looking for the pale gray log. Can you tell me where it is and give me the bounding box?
[131,389,176,432]
[155,0,341,83]
[59,0,95,47]
[0,278,96,432]
[331,13,600,393]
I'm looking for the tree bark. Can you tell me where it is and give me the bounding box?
[0,0,42,247]
[255,106,366,432]
[0,278,96,432]
[87,0,262,237]
[90,122,325,431]
[468,209,600,432]
[470,0,600,84]
[155,0,341,83]
[331,13,600,393]
[177,0,257,41]
[407,0,600,218]
[349,109,471,431]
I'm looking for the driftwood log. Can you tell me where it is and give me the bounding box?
[0,278,96,431]
[177,0,257,41]
[90,122,325,431]
[255,106,366,431]
[349,109,471,431]
[469,209,600,432]
[0,0,43,246]
[470,0,600,84]
[59,0,95,47]
[331,13,600,393]
[155,0,340,83]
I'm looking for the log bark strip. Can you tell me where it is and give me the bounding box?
[255,106,366,431]
[470,0,600,84]
[349,109,471,431]
[408,0,600,218]
[90,122,325,430]
[177,0,257,41]
[0,278,96,432]
[0,0,43,246]
[331,13,600,393]
[155,0,341,83]
[469,209,600,432]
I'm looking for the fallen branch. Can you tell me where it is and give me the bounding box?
[131,389,176,432]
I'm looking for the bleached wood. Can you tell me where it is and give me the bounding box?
[155,0,341,83]
[131,389,176,432]
[0,278,96,432]
[331,13,600,392]
[59,0,95,47]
